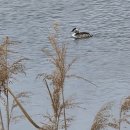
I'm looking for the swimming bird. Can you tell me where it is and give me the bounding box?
[71,28,93,39]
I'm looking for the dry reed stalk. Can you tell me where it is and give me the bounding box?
[0,37,27,93]
[44,34,67,130]
[121,96,130,115]
[0,37,10,130]
[9,91,32,124]
[0,109,5,130]
[40,27,77,130]
[6,87,43,130]
[91,96,130,130]
[91,102,114,130]
[0,37,43,130]
[118,96,130,130]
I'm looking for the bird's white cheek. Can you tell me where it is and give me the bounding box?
[72,33,76,38]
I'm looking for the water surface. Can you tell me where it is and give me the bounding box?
[0,0,130,130]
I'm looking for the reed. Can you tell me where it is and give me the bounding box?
[1,34,130,130]
[8,91,31,124]
[0,109,5,130]
[0,37,43,130]
[39,26,77,130]
[91,102,114,130]
[91,96,130,130]
[119,96,130,130]
[0,37,13,130]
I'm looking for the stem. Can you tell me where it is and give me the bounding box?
[44,79,55,113]
[61,88,67,130]
[6,87,43,130]
[5,37,10,130]
[119,106,122,130]
[6,92,9,130]
[119,98,124,130]
[0,109,5,130]
[44,79,58,130]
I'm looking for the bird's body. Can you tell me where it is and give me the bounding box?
[71,28,93,39]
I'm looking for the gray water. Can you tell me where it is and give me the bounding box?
[0,0,130,130]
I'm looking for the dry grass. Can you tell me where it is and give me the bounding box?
[0,37,14,130]
[0,37,26,94]
[118,96,130,129]
[9,91,32,124]
[91,102,114,130]
[1,30,130,130]
[91,96,130,130]
[39,26,77,130]
[0,37,43,130]
[0,31,77,130]
[0,109,5,130]
[121,96,130,114]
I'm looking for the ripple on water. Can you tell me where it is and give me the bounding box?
[0,0,130,130]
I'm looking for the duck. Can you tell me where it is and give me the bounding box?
[71,28,93,39]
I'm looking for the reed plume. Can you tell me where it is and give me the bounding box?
[91,96,130,130]
[91,102,115,130]
[118,96,130,130]
[40,26,77,130]
[0,37,43,130]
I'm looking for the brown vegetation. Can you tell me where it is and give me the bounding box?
[1,31,130,130]
[0,37,43,130]
[91,96,130,130]
[0,29,77,130]
[39,27,77,130]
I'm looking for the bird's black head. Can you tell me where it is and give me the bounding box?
[71,28,77,32]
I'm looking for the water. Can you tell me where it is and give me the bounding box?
[0,0,130,130]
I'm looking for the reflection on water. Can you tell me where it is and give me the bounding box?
[0,0,130,130]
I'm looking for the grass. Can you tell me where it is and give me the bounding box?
[91,96,130,130]
[0,37,43,130]
[1,29,130,130]
[39,26,77,130]
[0,29,77,130]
